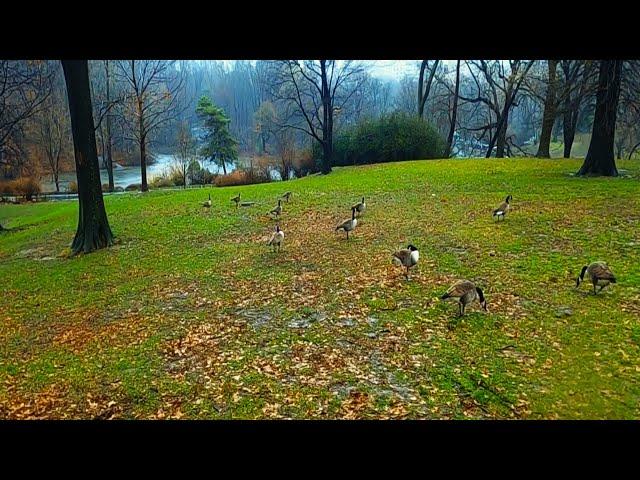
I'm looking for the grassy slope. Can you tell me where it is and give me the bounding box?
[1,158,639,419]
[522,133,591,158]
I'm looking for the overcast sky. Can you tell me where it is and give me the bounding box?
[366,60,420,80]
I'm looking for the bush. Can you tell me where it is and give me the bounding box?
[188,161,216,185]
[15,177,41,200]
[0,177,42,200]
[327,113,446,167]
[125,183,141,191]
[149,174,175,189]
[67,181,78,194]
[102,183,111,192]
[0,181,12,195]
[291,149,317,178]
[214,169,270,187]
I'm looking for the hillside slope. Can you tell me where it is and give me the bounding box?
[1,158,639,419]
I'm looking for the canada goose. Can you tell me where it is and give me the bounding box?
[267,224,285,251]
[270,199,283,217]
[231,193,241,208]
[392,244,419,279]
[281,191,292,202]
[440,279,487,317]
[335,207,358,239]
[576,261,617,295]
[352,197,366,215]
[202,193,212,209]
[493,195,512,220]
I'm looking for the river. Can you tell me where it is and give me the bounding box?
[41,154,239,193]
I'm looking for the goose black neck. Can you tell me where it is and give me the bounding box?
[476,287,485,302]
[579,266,588,280]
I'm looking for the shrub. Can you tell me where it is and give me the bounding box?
[67,181,78,194]
[0,177,42,200]
[291,149,317,178]
[0,181,12,195]
[328,113,446,167]
[125,183,141,191]
[214,169,270,187]
[188,161,216,185]
[102,183,111,192]
[150,174,175,189]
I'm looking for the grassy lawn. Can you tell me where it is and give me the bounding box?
[1,157,639,419]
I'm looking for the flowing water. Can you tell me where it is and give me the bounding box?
[40,154,238,193]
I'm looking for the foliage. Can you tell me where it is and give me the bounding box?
[187,160,216,186]
[66,181,78,194]
[0,177,42,199]
[325,113,446,166]
[214,169,270,187]
[196,96,238,172]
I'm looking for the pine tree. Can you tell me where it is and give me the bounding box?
[196,96,238,175]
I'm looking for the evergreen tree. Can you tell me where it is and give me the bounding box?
[196,96,238,175]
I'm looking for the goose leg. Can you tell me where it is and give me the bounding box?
[593,284,597,295]
[598,285,605,293]
[346,231,349,240]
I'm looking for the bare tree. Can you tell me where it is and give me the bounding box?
[267,60,366,174]
[534,60,559,158]
[0,60,52,172]
[61,60,114,254]
[460,60,535,158]
[418,60,440,119]
[559,60,598,158]
[116,60,185,191]
[577,60,624,176]
[35,74,70,192]
[445,60,461,158]
[174,121,196,188]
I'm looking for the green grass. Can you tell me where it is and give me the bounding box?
[522,132,591,157]
[1,157,640,419]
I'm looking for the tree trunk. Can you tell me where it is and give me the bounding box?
[562,103,576,158]
[140,135,148,191]
[418,60,439,119]
[221,158,227,175]
[105,61,114,192]
[577,60,622,177]
[61,60,114,255]
[495,109,509,158]
[536,60,558,158]
[445,60,461,158]
[319,60,333,175]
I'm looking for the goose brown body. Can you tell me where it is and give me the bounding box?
[270,199,282,217]
[440,279,487,316]
[392,244,419,279]
[493,195,512,220]
[577,261,617,294]
[352,197,366,215]
[267,225,285,251]
[336,207,358,239]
